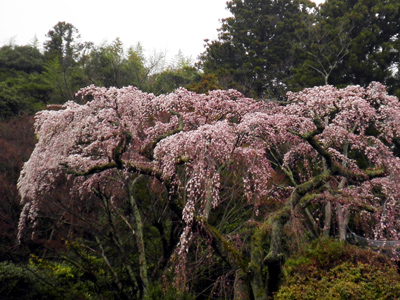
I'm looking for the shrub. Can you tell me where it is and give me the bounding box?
[0,260,98,300]
[275,237,400,300]
[0,261,58,299]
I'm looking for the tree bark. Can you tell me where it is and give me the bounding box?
[234,270,252,300]
[337,203,349,242]
[324,201,332,236]
[249,224,269,300]
[128,177,149,296]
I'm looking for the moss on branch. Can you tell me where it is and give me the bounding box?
[140,111,184,160]
[265,171,330,264]
[200,220,248,271]
[61,162,118,176]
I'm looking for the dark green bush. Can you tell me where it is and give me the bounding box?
[276,237,400,300]
[0,261,58,299]
[0,260,98,300]
[144,282,195,300]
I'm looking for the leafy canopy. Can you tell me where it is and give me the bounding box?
[200,0,400,98]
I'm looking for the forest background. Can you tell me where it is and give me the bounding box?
[1,0,400,299]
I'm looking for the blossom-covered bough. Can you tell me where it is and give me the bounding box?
[18,82,400,299]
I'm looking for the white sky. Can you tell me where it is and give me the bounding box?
[1,0,326,62]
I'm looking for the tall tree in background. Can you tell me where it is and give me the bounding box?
[44,22,81,69]
[290,6,353,88]
[200,0,400,98]
[43,22,88,103]
[0,45,49,118]
[294,0,400,93]
[336,0,400,92]
[199,0,315,99]
[81,39,148,89]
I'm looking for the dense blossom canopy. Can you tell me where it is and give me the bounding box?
[17,86,266,239]
[18,82,400,257]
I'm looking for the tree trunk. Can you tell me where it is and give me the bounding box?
[129,178,149,296]
[337,203,349,242]
[324,201,332,236]
[234,270,252,300]
[250,224,268,299]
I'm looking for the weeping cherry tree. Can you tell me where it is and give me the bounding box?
[17,82,400,298]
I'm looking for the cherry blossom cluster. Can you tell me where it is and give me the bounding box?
[286,82,400,240]
[17,86,265,238]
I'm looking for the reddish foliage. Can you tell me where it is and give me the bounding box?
[0,116,35,258]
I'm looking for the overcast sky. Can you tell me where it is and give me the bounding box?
[1,0,325,62]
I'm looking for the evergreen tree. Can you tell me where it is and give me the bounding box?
[295,0,400,94]
[82,39,148,89]
[0,45,49,118]
[43,22,90,103]
[44,21,81,69]
[199,0,315,99]
[201,0,400,97]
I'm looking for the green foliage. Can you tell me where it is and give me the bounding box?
[200,0,400,98]
[44,21,81,66]
[319,0,400,91]
[0,259,98,300]
[0,261,57,300]
[199,0,314,98]
[290,8,352,89]
[0,23,203,118]
[29,256,99,300]
[147,66,202,95]
[186,73,222,94]
[0,45,49,119]
[42,22,94,103]
[276,237,400,299]
[0,45,44,74]
[61,240,131,299]
[291,0,400,93]
[42,57,78,103]
[144,282,194,300]
[81,39,148,89]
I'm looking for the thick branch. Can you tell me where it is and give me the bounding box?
[140,111,184,160]
[265,171,330,263]
[61,162,117,176]
[299,131,375,182]
[200,220,248,271]
[249,223,270,299]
